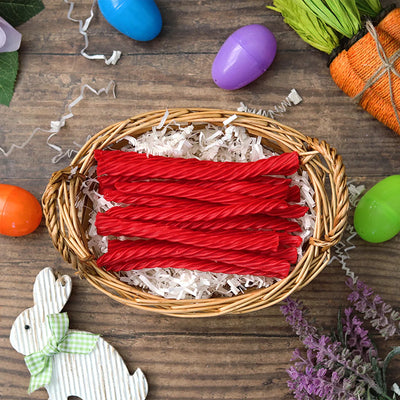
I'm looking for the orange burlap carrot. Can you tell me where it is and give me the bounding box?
[329,8,400,135]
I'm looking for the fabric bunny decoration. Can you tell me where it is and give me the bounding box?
[10,267,148,400]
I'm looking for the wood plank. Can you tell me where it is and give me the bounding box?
[2,53,399,178]
[1,0,399,398]
[2,334,399,399]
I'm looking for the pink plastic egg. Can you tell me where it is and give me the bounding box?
[212,24,277,90]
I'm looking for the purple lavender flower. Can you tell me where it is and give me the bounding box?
[286,345,365,400]
[281,297,388,400]
[280,297,319,341]
[341,307,378,361]
[346,277,400,339]
[302,334,376,388]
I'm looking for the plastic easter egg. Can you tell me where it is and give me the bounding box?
[98,0,162,42]
[0,16,22,53]
[0,26,6,48]
[0,184,42,237]
[212,24,277,90]
[354,175,400,243]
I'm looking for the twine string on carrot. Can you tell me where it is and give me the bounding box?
[352,20,400,130]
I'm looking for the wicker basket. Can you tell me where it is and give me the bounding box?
[42,108,349,317]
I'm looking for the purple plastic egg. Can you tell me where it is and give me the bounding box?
[212,24,277,90]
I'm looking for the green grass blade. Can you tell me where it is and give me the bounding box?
[301,0,362,38]
[268,0,339,54]
[382,346,400,390]
[356,0,382,17]
[329,0,361,35]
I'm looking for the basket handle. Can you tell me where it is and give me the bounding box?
[306,136,349,251]
[42,167,83,267]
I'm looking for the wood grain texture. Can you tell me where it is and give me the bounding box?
[1,0,400,399]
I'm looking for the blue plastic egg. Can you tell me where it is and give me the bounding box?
[98,0,162,42]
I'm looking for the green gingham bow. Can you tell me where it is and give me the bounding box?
[24,313,99,393]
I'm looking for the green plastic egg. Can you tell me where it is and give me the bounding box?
[354,175,400,243]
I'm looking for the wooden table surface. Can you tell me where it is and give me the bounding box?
[1,1,399,399]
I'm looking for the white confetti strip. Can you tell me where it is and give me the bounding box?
[156,109,169,129]
[328,183,366,281]
[0,81,117,163]
[64,0,122,65]
[223,114,237,126]
[238,88,303,119]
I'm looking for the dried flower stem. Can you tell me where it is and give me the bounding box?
[346,277,400,340]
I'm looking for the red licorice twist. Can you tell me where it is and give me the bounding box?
[287,186,301,202]
[98,239,290,273]
[103,197,308,222]
[278,233,303,247]
[105,257,290,279]
[114,181,291,204]
[103,187,300,208]
[94,149,307,279]
[95,150,300,180]
[102,191,210,208]
[98,175,292,195]
[96,215,280,252]
[272,246,299,264]
[165,214,302,233]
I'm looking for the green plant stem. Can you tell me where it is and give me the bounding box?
[356,0,383,17]
[268,0,339,53]
[300,0,362,38]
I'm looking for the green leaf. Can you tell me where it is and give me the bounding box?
[268,0,339,54]
[0,51,18,106]
[356,0,382,17]
[335,308,346,344]
[301,0,362,38]
[382,346,400,389]
[0,0,44,27]
[371,356,384,389]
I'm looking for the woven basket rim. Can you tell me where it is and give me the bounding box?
[42,108,349,317]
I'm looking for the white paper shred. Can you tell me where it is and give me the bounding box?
[287,88,303,105]
[64,0,122,65]
[84,119,316,300]
[156,109,170,129]
[329,183,366,281]
[392,383,400,396]
[238,89,302,119]
[0,81,117,162]
[223,114,238,126]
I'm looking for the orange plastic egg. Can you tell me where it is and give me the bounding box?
[0,184,42,237]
